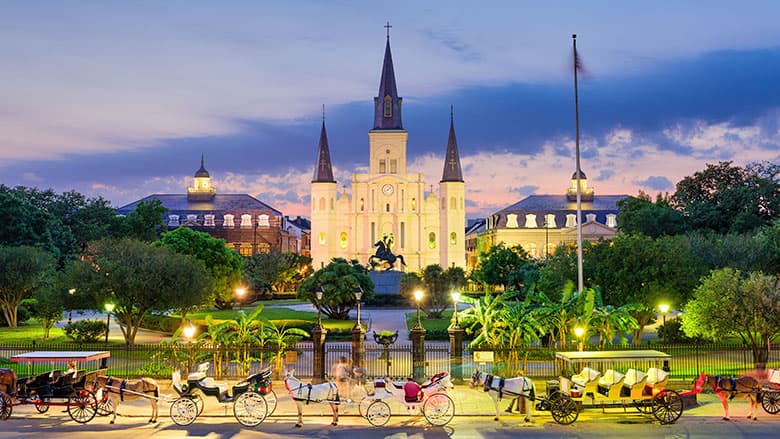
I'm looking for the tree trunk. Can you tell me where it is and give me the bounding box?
[752,345,769,365]
[1,304,17,328]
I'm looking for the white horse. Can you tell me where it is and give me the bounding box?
[283,369,341,428]
[470,369,535,422]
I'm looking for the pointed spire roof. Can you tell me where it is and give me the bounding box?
[195,153,210,178]
[312,116,335,183]
[441,107,464,182]
[374,23,403,130]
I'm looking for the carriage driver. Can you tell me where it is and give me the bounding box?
[404,377,423,403]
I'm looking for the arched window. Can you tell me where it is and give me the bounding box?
[450,196,456,209]
[330,198,335,210]
[386,203,390,212]
[428,232,437,249]
[339,232,348,249]
[360,198,365,211]
[384,95,392,117]
[449,232,457,245]
[240,214,252,228]
[318,232,326,245]
[411,197,417,211]
[441,198,446,210]
[319,197,325,211]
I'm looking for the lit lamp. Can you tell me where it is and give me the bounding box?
[104,302,115,343]
[235,286,247,305]
[182,321,196,340]
[574,326,585,352]
[67,288,76,325]
[451,291,461,328]
[315,285,324,328]
[659,303,670,327]
[413,289,424,329]
[354,285,363,329]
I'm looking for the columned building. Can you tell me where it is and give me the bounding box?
[310,31,466,271]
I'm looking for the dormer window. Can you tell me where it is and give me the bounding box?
[168,215,180,227]
[606,214,617,228]
[223,214,235,228]
[204,215,215,227]
[586,213,597,223]
[544,214,556,228]
[506,214,519,228]
[566,214,577,228]
[186,214,198,223]
[524,214,538,228]
[257,214,270,227]
[240,214,252,228]
[384,95,392,117]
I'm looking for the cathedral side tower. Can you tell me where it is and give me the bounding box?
[439,109,466,269]
[310,118,338,270]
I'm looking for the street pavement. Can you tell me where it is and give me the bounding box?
[3,380,779,438]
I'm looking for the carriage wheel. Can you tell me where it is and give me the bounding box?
[233,392,268,427]
[170,397,199,426]
[761,391,780,415]
[652,390,683,424]
[633,399,653,414]
[67,389,98,424]
[192,393,205,416]
[97,396,114,417]
[358,397,373,418]
[423,393,455,426]
[549,392,579,425]
[262,390,277,416]
[0,392,12,420]
[365,400,391,427]
[34,396,50,413]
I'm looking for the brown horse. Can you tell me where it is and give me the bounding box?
[693,372,761,420]
[94,375,159,424]
[0,369,17,397]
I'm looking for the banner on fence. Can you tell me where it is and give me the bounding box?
[473,351,494,363]
[285,351,298,364]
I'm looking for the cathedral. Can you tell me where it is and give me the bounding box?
[310,30,465,272]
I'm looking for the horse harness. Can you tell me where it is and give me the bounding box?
[105,376,157,401]
[290,381,338,405]
[482,373,530,399]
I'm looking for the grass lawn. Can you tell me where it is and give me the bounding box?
[405,310,455,332]
[0,318,130,346]
[176,306,359,332]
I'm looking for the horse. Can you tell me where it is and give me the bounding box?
[470,369,535,422]
[368,240,406,271]
[94,375,159,424]
[283,369,340,428]
[693,372,761,420]
[0,369,17,397]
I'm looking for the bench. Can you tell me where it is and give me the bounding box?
[597,369,625,399]
[622,369,648,398]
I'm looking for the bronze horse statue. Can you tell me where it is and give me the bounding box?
[368,236,406,271]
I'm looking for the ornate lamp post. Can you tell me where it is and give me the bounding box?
[658,303,670,327]
[67,288,76,325]
[315,286,324,328]
[104,302,115,343]
[312,285,327,383]
[413,289,423,329]
[411,289,426,381]
[352,285,365,369]
[574,326,585,352]
[450,291,461,328]
[448,291,464,383]
[354,286,363,329]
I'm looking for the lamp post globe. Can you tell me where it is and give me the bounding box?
[104,302,115,343]
[451,291,461,327]
[314,285,324,327]
[354,285,363,328]
[413,290,424,328]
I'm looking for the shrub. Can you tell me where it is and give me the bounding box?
[657,318,700,343]
[142,314,182,334]
[64,320,108,343]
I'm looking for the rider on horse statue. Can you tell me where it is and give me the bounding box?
[368,234,406,271]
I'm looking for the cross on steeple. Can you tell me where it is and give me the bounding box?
[384,21,392,39]
[322,104,325,122]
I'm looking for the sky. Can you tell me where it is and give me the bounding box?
[1,1,779,219]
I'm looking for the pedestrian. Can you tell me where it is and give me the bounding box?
[333,356,351,401]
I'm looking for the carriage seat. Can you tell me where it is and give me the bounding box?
[187,362,211,381]
[646,368,669,388]
[198,377,229,397]
[421,372,449,389]
[172,370,184,394]
[768,368,780,385]
[597,369,625,398]
[621,369,648,398]
[571,367,601,388]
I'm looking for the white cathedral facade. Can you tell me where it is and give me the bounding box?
[310,32,466,272]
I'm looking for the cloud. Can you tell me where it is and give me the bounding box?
[634,176,674,191]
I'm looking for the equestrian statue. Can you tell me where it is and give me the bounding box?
[368,234,406,271]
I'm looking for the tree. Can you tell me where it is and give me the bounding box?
[672,161,780,234]
[682,268,780,365]
[0,246,56,327]
[34,280,67,338]
[616,191,689,238]
[118,199,168,242]
[155,227,244,311]
[297,258,373,320]
[472,243,532,291]
[71,238,210,345]
[399,264,466,319]
[245,252,312,296]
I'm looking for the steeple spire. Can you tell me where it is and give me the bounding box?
[312,110,335,183]
[441,107,464,182]
[374,23,403,130]
[195,153,209,178]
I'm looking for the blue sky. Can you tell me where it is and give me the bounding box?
[1,1,779,217]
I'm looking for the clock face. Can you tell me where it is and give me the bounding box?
[382,184,394,196]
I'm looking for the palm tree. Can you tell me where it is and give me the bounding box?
[460,292,507,347]
[262,321,309,378]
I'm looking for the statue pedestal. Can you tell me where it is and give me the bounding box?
[369,271,402,295]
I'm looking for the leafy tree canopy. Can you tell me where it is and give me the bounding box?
[244,252,312,295]
[616,191,689,238]
[471,243,532,292]
[297,258,373,320]
[0,245,56,327]
[399,264,466,319]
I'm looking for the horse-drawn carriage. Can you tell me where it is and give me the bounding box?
[358,372,455,427]
[0,351,110,423]
[541,350,684,425]
[170,362,272,427]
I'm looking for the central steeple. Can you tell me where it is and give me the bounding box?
[373,22,403,130]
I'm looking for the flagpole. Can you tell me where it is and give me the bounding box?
[573,33,584,294]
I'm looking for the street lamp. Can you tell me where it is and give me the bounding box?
[451,291,461,328]
[354,285,363,329]
[659,303,670,327]
[315,285,324,328]
[413,289,424,329]
[235,286,247,304]
[67,288,76,325]
[104,302,115,343]
[574,326,585,352]
[182,321,196,340]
